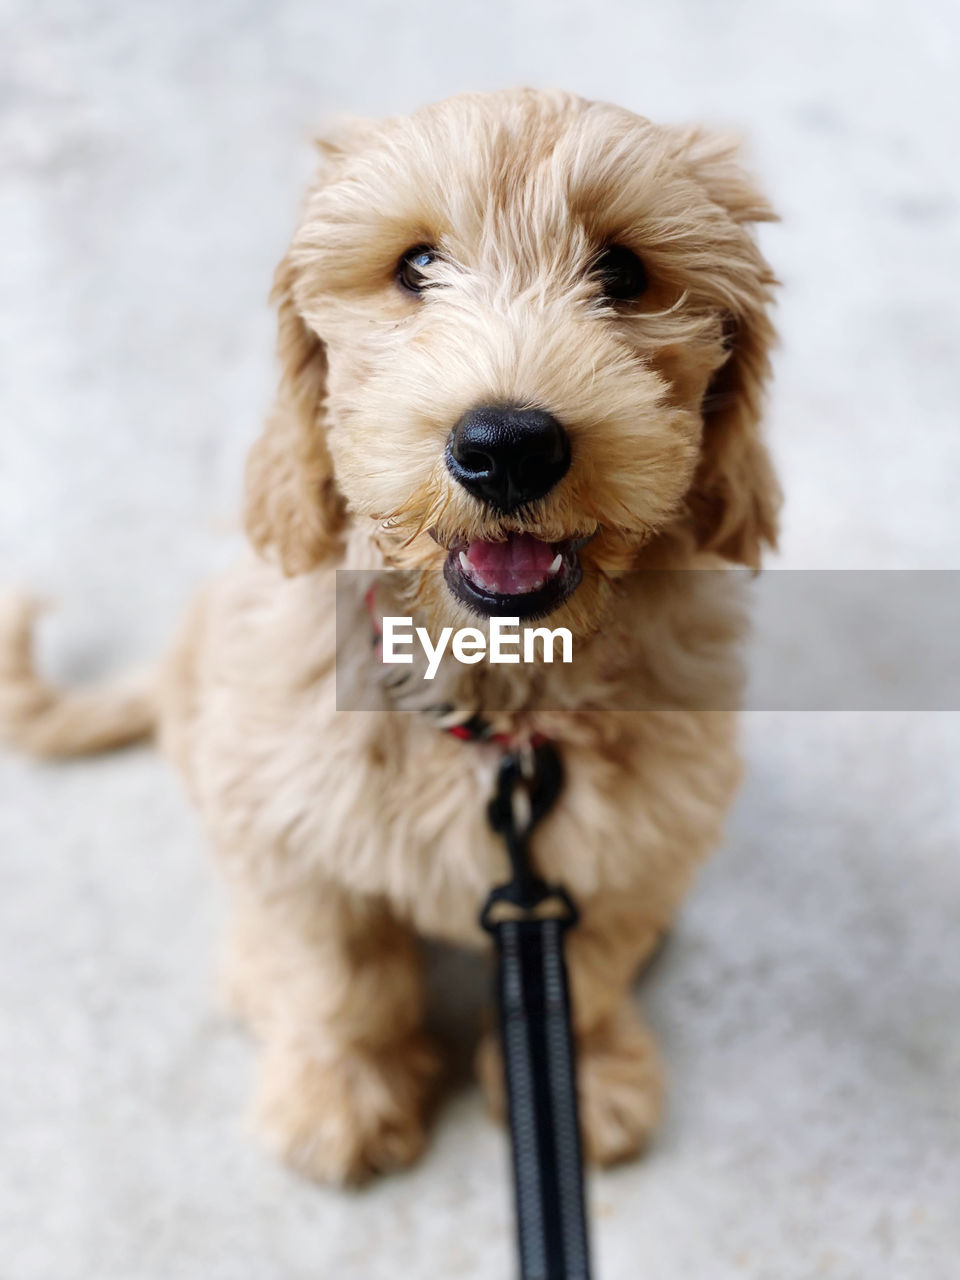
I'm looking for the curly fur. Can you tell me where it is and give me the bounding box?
[0,89,779,1183]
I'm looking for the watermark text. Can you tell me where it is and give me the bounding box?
[381,616,573,680]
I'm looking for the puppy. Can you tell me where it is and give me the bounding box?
[0,89,779,1184]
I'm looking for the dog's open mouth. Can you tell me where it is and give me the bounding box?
[441,532,584,620]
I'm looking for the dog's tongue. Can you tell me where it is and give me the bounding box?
[460,532,559,596]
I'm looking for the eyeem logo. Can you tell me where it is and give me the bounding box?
[381,616,573,681]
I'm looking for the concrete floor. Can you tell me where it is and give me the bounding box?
[2,2,959,1277]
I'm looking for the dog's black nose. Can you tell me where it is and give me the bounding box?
[446,405,571,513]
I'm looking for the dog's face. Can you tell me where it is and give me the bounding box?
[246,90,779,636]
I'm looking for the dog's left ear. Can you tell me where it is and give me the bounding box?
[670,128,782,568]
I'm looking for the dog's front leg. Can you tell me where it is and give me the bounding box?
[564,902,666,1166]
[221,882,441,1184]
[477,892,665,1166]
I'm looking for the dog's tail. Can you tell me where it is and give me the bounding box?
[0,592,158,758]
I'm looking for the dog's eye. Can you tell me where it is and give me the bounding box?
[397,245,439,294]
[592,245,648,302]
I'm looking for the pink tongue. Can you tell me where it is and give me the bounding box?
[463,533,556,595]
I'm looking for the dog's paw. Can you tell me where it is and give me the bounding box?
[476,1006,662,1168]
[251,1033,441,1185]
[577,1009,663,1165]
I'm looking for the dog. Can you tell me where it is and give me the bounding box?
[0,88,779,1184]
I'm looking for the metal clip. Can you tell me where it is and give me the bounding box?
[482,739,576,926]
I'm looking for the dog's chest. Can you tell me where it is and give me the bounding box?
[233,707,738,947]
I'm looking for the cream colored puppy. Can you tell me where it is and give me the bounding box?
[0,88,779,1184]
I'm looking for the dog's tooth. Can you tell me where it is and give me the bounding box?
[548,554,562,575]
[459,551,471,574]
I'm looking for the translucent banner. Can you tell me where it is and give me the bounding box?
[335,570,960,713]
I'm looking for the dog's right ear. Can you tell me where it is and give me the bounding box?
[245,125,376,574]
[244,252,345,575]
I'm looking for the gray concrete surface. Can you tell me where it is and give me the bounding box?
[1,2,959,1277]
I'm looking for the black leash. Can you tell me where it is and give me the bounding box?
[481,740,593,1280]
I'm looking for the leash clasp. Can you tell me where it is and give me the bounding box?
[481,738,577,929]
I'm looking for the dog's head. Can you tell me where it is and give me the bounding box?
[246,90,779,635]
